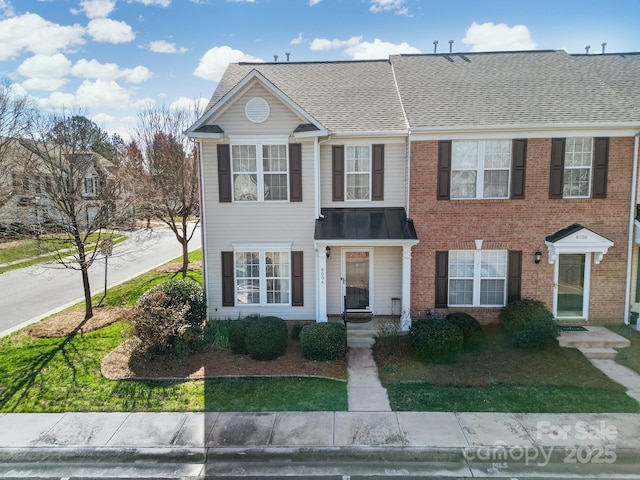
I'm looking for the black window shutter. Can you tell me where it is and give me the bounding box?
[511,139,527,199]
[435,251,449,308]
[592,137,609,199]
[372,144,384,201]
[221,251,234,307]
[437,141,451,200]
[291,251,304,306]
[217,144,232,203]
[289,143,302,202]
[507,250,522,304]
[332,146,344,201]
[549,138,565,199]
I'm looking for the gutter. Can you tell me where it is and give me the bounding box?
[624,131,640,326]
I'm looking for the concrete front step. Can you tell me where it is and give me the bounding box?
[558,326,631,349]
[578,347,619,359]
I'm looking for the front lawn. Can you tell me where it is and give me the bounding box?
[612,325,640,375]
[376,326,640,413]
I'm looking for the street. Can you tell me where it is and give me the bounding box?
[0,225,201,336]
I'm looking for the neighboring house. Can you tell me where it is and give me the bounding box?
[0,138,122,230]
[187,50,640,328]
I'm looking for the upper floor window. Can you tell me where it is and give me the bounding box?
[451,140,510,199]
[231,143,288,202]
[346,145,371,200]
[83,175,101,197]
[563,138,592,198]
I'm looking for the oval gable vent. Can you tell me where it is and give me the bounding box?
[245,97,270,123]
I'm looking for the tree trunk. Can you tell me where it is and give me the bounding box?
[181,236,189,272]
[75,233,93,320]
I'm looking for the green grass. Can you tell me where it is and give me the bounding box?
[611,325,640,375]
[376,326,640,413]
[0,233,127,273]
[0,247,347,412]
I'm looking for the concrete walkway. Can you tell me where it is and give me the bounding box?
[1,411,640,477]
[347,347,391,411]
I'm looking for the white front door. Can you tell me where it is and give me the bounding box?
[343,249,373,311]
[554,253,591,319]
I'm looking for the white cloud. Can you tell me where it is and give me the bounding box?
[133,97,156,109]
[76,79,131,108]
[80,0,116,19]
[22,77,68,92]
[193,46,263,81]
[149,40,188,54]
[462,21,537,52]
[0,13,85,60]
[92,112,114,124]
[130,0,171,5]
[71,59,152,83]
[344,38,421,59]
[17,53,72,91]
[309,0,322,5]
[40,91,76,108]
[87,18,135,43]
[309,36,362,51]
[290,32,304,45]
[369,0,408,15]
[170,96,209,112]
[0,0,15,17]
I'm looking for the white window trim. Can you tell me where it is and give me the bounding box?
[449,249,507,307]
[232,243,292,307]
[230,139,290,203]
[563,137,593,199]
[344,144,372,201]
[451,140,511,200]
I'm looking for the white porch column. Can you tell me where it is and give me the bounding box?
[401,245,412,331]
[315,244,328,322]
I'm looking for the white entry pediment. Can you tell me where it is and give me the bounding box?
[545,223,613,265]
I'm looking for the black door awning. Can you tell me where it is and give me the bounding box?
[314,207,418,241]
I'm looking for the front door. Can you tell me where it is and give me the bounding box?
[555,253,590,318]
[344,249,372,311]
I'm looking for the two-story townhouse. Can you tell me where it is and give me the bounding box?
[187,61,419,327]
[189,50,640,329]
[393,50,640,324]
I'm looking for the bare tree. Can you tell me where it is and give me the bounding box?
[133,104,201,271]
[22,110,133,320]
[0,80,37,212]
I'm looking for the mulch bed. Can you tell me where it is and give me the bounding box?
[26,307,126,338]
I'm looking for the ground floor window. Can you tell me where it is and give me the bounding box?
[448,249,507,307]
[235,250,290,306]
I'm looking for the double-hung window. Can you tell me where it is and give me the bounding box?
[451,140,510,199]
[563,138,592,198]
[235,248,290,306]
[448,250,507,306]
[345,145,371,200]
[231,143,288,201]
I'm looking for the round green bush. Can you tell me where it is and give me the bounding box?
[499,299,559,348]
[244,316,288,360]
[445,312,484,349]
[228,316,255,354]
[409,318,463,363]
[300,322,347,361]
[139,278,206,325]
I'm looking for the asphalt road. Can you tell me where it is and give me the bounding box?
[0,225,201,337]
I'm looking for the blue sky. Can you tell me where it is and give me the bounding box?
[1,0,638,138]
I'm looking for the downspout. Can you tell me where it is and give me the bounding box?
[623,131,640,326]
[406,130,412,217]
[195,138,209,319]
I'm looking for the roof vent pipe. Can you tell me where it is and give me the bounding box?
[285,52,290,62]
[585,45,590,54]
[433,40,438,53]
[449,40,454,53]
[273,54,278,62]
[601,42,607,53]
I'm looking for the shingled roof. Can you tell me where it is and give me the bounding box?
[205,60,408,134]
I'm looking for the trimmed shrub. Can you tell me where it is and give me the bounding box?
[300,322,347,361]
[409,318,463,363]
[291,322,304,341]
[244,316,288,360]
[499,299,560,348]
[202,319,232,349]
[140,279,206,325]
[228,316,255,354]
[445,312,484,349]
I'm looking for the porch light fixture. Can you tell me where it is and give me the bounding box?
[534,251,542,264]
[326,246,331,259]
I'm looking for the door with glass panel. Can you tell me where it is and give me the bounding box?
[556,254,588,317]
[344,250,371,311]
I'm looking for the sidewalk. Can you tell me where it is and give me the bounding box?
[1,411,640,478]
